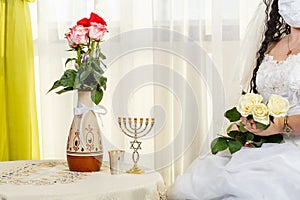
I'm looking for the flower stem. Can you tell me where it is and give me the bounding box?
[76,48,82,70]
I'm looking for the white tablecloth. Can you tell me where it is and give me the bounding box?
[0,160,166,200]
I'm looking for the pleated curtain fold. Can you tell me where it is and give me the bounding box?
[0,0,39,161]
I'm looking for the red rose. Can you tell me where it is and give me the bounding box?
[77,18,90,27]
[89,12,107,26]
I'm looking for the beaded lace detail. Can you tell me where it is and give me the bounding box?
[257,53,300,145]
[257,53,300,116]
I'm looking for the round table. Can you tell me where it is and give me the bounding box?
[0,160,166,200]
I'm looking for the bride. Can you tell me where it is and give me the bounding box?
[168,0,300,199]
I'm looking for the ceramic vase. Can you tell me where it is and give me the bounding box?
[66,90,103,172]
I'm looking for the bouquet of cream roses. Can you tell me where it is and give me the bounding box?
[211,92,289,154]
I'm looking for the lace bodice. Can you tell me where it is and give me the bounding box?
[256,53,300,145]
[257,53,300,116]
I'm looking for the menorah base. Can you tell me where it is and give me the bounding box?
[126,165,144,174]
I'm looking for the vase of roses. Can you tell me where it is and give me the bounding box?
[49,12,108,172]
[211,92,289,155]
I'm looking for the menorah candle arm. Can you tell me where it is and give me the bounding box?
[120,118,136,135]
[129,118,138,132]
[123,124,136,135]
[134,118,144,131]
[119,127,136,138]
[139,122,155,138]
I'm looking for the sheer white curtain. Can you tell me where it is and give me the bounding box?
[31,0,261,187]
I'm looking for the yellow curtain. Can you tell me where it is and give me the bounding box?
[0,0,39,161]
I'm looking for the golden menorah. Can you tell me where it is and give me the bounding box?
[118,117,155,174]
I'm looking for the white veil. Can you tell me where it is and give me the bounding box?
[227,2,267,108]
[238,2,267,90]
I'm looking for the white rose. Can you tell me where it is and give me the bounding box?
[237,93,263,117]
[252,103,270,125]
[267,94,289,117]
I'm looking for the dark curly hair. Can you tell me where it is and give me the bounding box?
[250,0,290,93]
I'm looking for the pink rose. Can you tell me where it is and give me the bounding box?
[65,32,78,48]
[65,25,89,47]
[89,22,108,41]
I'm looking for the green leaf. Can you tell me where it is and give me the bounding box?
[91,88,103,105]
[228,140,243,154]
[91,60,106,74]
[79,70,91,82]
[100,60,107,69]
[211,138,228,154]
[55,87,74,94]
[238,123,248,133]
[91,60,103,74]
[93,71,107,91]
[265,134,283,144]
[237,132,248,144]
[224,107,241,122]
[48,69,77,93]
[92,70,102,83]
[245,132,255,141]
[254,138,267,147]
[99,51,106,60]
[219,135,235,141]
[59,69,77,87]
[65,58,77,67]
[226,123,235,133]
[99,76,107,90]
[73,73,81,89]
[48,80,61,93]
[255,122,268,130]
[227,131,240,138]
[93,69,102,80]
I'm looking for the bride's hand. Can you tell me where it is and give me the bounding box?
[240,117,262,134]
[240,117,282,136]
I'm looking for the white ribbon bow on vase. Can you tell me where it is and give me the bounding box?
[73,102,108,149]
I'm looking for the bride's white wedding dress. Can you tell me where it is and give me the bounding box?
[168,54,300,200]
